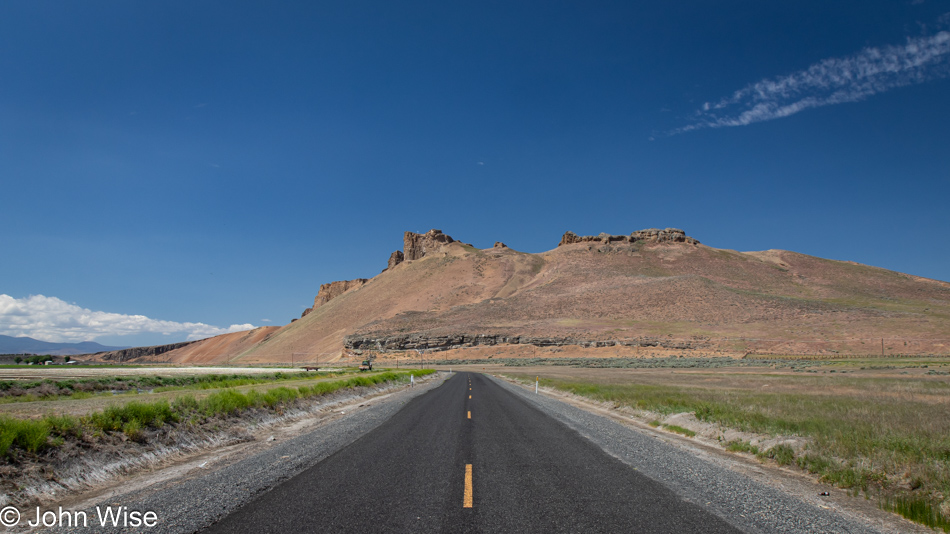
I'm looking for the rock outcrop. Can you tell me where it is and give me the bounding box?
[404,229,455,260]
[384,250,405,271]
[382,230,458,272]
[315,279,368,308]
[344,333,701,352]
[311,230,460,316]
[493,242,508,249]
[302,278,368,317]
[558,228,699,247]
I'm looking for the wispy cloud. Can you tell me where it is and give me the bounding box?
[674,30,950,134]
[0,294,255,343]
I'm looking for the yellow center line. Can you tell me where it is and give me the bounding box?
[467,410,471,419]
[463,464,473,508]
[469,395,471,399]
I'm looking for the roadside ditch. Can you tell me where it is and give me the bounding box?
[0,370,440,513]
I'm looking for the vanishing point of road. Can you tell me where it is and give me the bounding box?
[203,372,739,533]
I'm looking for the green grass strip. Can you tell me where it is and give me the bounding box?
[0,370,349,404]
[662,424,696,437]
[0,369,435,458]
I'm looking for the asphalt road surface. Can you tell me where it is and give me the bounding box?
[203,372,740,533]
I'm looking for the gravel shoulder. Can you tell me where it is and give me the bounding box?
[489,374,930,534]
[20,372,450,534]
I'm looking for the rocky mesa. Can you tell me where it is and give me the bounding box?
[558,228,700,246]
[102,227,950,364]
[302,229,464,318]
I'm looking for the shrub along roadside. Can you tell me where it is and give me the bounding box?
[0,370,434,460]
[0,417,49,457]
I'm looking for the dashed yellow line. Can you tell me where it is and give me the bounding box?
[463,464,473,508]
[469,395,471,399]
[467,410,471,419]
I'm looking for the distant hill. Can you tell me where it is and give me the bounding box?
[0,335,127,356]
[93,228,950,364]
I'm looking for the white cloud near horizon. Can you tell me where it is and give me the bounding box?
[0,294,255,343]
[675,29,950,134]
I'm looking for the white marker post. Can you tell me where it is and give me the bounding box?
[411,375,415,387]
[535,376,539,394]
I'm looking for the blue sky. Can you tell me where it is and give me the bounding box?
[2,1,949,346]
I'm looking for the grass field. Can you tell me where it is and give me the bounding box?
[0,365,301,380]
[0,369,346,406]
[497,358,950,531]
[0,368,434,460]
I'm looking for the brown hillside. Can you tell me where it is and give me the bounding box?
[154,229,950,364]
[162,326,282,364]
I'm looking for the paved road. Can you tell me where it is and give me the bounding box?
[203,372,740,533]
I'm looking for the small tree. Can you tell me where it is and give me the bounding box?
[64,356,71,363]
[14,356,22,364]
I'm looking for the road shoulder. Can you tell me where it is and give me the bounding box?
[40,372,451,534]
[489,374,929,534]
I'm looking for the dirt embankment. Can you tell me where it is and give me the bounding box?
[92,341,196,363]
[88,327,282,365]
[0,372,446,510]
